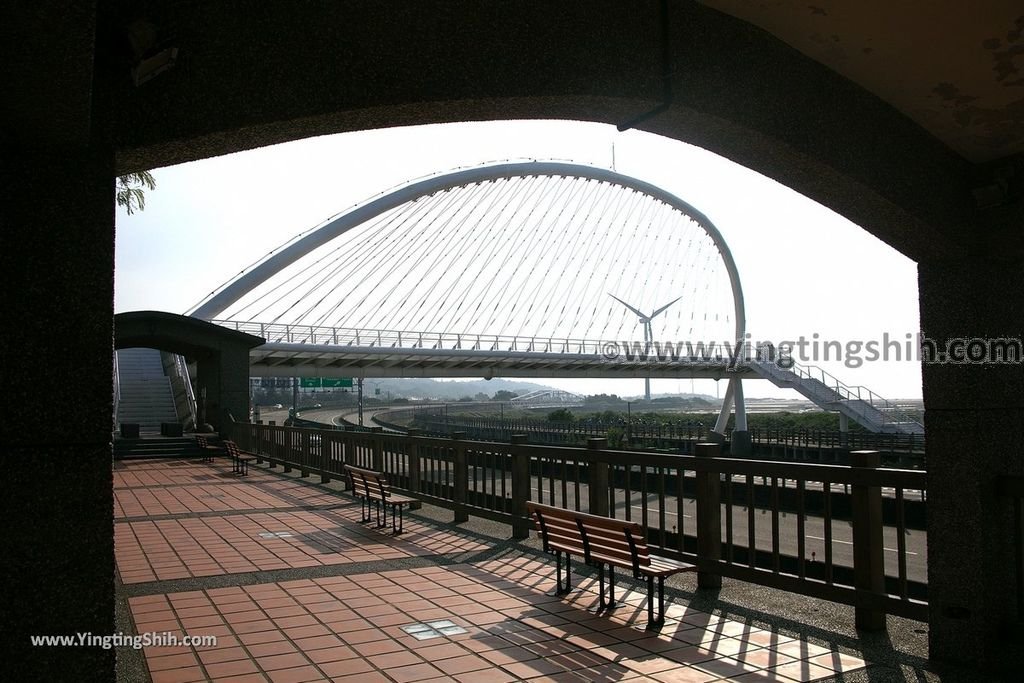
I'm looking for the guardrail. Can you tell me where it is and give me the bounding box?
[385,410,925,464]
[231,422,928,624]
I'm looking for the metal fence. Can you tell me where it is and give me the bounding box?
[232,422,928,623]
[395,412,925,466]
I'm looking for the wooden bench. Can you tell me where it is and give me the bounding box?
[343,464,416,534]
[196,435,218,463]
[528,501,696,628]
[223,440,257,476]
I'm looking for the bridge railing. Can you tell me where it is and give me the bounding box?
[231,421,928,625]
[214,319,622,355]
[781,359,923,429]
[378,410,925,464]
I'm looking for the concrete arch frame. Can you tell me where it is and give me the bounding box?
[115,312,265,434]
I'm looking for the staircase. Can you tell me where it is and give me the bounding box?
[113,437,205,460]
[115,347,179,434]
[749,359,924,434]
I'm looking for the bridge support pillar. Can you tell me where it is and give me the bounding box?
[919,258,1024,668]
[729,430,752,457]
[2,147,116,680]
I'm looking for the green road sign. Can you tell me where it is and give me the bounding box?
[299,377,353,388]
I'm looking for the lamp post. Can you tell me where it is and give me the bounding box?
[357,378,364,426]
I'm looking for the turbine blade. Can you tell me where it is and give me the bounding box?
[608,293,647,319]
[648,295,683,319]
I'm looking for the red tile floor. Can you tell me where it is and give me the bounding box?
[116,458,869,682]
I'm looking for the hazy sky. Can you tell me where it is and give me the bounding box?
[114,120,922,400]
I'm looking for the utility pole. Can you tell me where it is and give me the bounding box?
[292,377,298,418]
[626,401,632,445]
[357,378,364,426]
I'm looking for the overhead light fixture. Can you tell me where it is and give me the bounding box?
[132,46,178,86]
[125,19,178,86]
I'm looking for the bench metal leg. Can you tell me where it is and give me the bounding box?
[549,551,572,596]
[646,575,666,630]
[598,564,617,611]
[392,504,404,535]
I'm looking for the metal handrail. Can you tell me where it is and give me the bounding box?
[212,319,741,362]
[112,351,120,432]
[761,358,922,428]
[173,354,198,430]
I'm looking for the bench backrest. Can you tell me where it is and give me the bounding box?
[344,464,392,500]
[224,440,239,456]
[527,501,652,573]
[196,436,209,448]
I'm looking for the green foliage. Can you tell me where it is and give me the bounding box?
[116,171,157,215]
[492,390,519,401]
[584,393,624,404]
[606,427,625,448]
[547,408,575,422]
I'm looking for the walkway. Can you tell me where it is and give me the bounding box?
[115,458,876,682]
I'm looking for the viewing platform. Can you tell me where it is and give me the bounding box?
[114,450,949,682]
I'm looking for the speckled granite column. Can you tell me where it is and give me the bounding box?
[218,345,254,433]
[919,258,1024,667]
[0,149,116,681]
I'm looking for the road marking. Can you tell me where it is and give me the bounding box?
[806,534,917,555]
[626,504,691,519]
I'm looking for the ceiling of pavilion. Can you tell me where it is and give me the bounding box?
[700,0,1024,162]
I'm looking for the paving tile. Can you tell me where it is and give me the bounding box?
[648,666,723,683]
[765,660,835,682]
[246,640,299,658]
[501,657,572,679]
[117,459,876,683]
[197,645,252,665]
[772,640,834,661]
[146,652,200,671]
[214,674,269,683]
[149,667,208,683]
[808,650,868,673]
[429,653,492,675]
[204,658,261,678]
[384,662,447,683]
[257,652,314,671]
[265,665,325,683]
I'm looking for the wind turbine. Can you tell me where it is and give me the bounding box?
[609,293,683,401]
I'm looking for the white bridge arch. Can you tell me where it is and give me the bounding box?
[192,161,751,437]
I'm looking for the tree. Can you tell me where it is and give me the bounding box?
[116,171,156,215]
[547,408,575,423]
[492,390,518,401]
